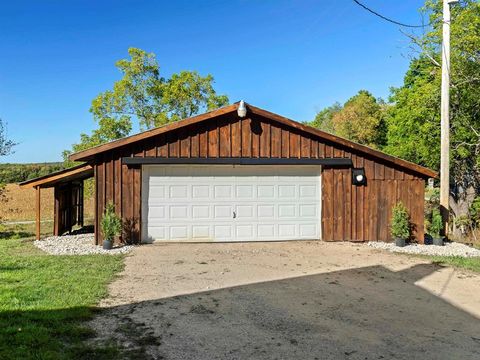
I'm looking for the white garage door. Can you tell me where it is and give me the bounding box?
[142,165,321,242]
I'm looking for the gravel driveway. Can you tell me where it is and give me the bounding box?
[91,241,480,359]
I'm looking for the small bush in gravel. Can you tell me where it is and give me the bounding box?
[101,202,122,249]
[391,202,410,246]
[430,209,443,238]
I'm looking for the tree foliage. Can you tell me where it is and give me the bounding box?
[309,102,342,133]
[0,119,16,220]
[309,91,386,149]
[331,90,386,148]
[385,0,480,193]
[0,163,65,184]
[0,119,15,157]
[64,48,228,164]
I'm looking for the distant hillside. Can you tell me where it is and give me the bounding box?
[0,162,66,184]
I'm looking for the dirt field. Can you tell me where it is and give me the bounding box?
[0,184,94,222]
[91,241,480,359]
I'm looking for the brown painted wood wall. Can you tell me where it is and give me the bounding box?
[93,112,426,244]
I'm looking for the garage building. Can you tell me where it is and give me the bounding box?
[21,102,436,244]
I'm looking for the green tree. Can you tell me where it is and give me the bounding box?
[64,48,228,164]
[331,90,386,148]
[310,92,386,149]
[62,117,132,165]
[384,56,441,169]
[0,119,15,157]
[309,102,342,133]
[0,119,16,220]
[384,0,480,226]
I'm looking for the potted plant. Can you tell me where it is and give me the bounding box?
[430,208,444,246]
[100,202,122,250]
[391,202,410,247]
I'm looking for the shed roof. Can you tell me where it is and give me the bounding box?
[19,164,93,188]
[68,102,437,179]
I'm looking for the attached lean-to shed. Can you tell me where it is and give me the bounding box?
[23,102,436,244]
[19,164,93,239]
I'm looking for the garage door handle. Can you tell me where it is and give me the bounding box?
[233,211,237,219]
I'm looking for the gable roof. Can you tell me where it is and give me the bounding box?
[69,102,437,178]
[69,103,239,162]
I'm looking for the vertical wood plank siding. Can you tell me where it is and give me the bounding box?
[93,112,426,244]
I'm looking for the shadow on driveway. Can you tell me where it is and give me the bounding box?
[90,263,480,359]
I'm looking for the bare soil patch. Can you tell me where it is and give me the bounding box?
[0,184,94,222]
[91,241,480,359]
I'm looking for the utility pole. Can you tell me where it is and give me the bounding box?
[440,0,456,237]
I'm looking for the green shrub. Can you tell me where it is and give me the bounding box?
[100,202,122,242]
[430,208,443,238]
[469,196,480,227]
[424,187,439,231]
[391,202,410,240]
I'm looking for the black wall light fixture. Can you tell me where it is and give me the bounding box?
[352,168,366,186]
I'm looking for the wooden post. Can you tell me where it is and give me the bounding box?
[36,186,41,240]
[53,186,59,236]
[79,181,84,228]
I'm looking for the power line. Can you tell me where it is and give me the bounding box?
[352,0,431,28]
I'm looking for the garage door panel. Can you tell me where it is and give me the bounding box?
[236,185,254,198]
[300,185,317,197]
[148,186,165,207]
[214,225,233,239]
[300,224,318,238]
[278,204,296,218]
[236,224,254,238]
[170,226,188,239]
[258,224,275,238]
[192,185,210,198]
[214,205,232,218]
[300,204,317,217]
[279,224,296,237]
[236,205,254,218]
[257,205,274,218]
[257,185,275,198]
[169,185,188,199]
[169,205,188,219]
[149,226,166,240]
[278,185,296,198]
[214,185,232,198]
[143,165,320,242]
[148,206,166,220]
[192,225,210,239]
[192,205,210,219]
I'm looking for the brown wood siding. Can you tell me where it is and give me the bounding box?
[92,112,426,244]
[321,175,424,243]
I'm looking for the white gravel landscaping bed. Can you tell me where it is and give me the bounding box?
[34,233,133,255]
[368,241,480,258]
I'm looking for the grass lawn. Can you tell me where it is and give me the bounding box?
[0,231,124,359]
[426,255,480,273]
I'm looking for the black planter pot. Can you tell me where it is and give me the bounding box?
[103,239,113,250]
[433,237,444,246]
[395,237,406,247]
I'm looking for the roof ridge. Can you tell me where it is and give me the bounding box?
[68,101,436,178]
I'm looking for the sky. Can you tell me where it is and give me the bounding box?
[0,0,429,163]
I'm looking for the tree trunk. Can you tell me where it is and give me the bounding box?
[449,186,476,238]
